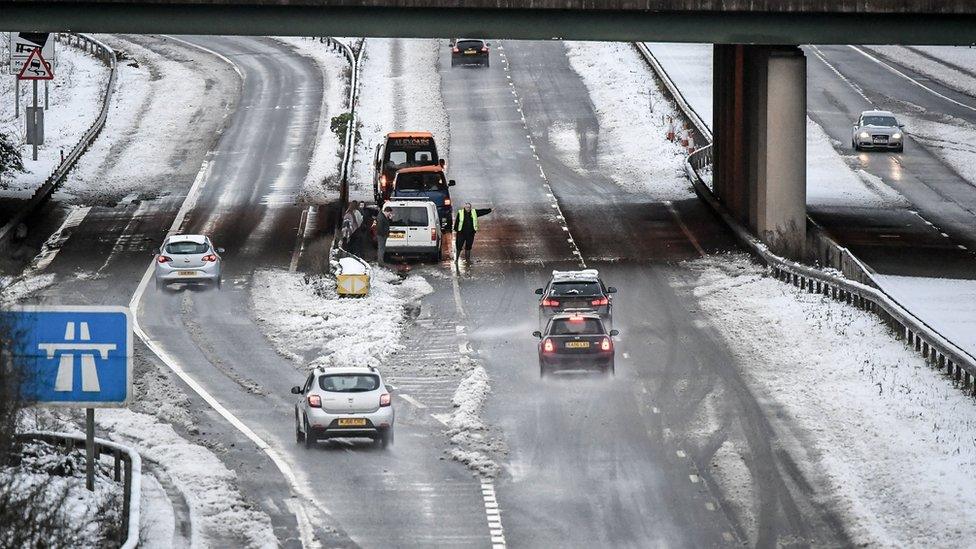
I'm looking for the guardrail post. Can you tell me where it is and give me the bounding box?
[122,457,132,540]
[113,448,121,481]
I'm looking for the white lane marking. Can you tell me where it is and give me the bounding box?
[689,474,700,484]
[128,41,318,549]
[665,201,706,257]
[676,450,686,458]
[480,482,507,547]
[807,45,872,104]
[849,45,976,114]
[705,502,717,511]
[399,393,427,409]
[940,232,950,238]
[622,352,630,359]
[958,245,968,250]
[29,206,92,272]
[165,35,247,83]
[97,201,151,275]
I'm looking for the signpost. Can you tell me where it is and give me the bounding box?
[16,48,54,161]
[5,306,133,491]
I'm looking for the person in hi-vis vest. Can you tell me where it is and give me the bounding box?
[453,203,493,262]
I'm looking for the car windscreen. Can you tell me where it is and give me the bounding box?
[456,40,484,50]
[550,281,602,297]
[165,241,209,255]
[862,116,898,127]
[549,318,603,336]
[319,374,380,393]
[396,173,447,193]
[386,137,437,168]
[390,206,430,227]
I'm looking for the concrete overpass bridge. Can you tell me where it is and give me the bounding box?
[3,0,975,257]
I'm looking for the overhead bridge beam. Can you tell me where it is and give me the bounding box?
[2,3,976,44]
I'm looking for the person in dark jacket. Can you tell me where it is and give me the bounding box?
[454,202,492,262]
[376,206,393,266]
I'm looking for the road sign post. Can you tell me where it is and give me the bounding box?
[32,79,37,160]
[14,78,19,118]
[4,306,133,492]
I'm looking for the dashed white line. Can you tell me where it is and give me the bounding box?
[399,393,427,409]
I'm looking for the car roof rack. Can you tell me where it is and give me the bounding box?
[551,268,600,281]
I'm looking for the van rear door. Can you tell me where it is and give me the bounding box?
[388,205,432,248]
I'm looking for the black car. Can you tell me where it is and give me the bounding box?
[536,269,616,329]
[533,313,618,378]
[452,39,490,67]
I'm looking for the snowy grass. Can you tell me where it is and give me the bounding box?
[0,39,109,198]
[563,41,692,200]
[350,39,450,202]
[866,46,976,97]
[687,254,976,547]
[272,37,350,204]
[250,268,432,369]
[901,113,976,189]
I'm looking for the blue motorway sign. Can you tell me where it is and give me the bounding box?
[4,306,132,407]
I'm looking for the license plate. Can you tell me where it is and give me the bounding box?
[338,418,367,427]
[178,271,197,276]
[464,50,478,55]
[388,232,405,239]
[873,136,888,143]
[565,341,590,349]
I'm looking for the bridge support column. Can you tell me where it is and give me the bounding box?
[713,44,806,259]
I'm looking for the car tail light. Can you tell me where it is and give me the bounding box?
[601,337,612,351]
[380,393,391,407]
[481,46,488,52]
[541,298,560,307]
[452,47,459,53]
[202,254,218,262]
[443,198,452,206]
[307,394,321,408]
[431,228,437,241]
[157,255,171,264]
[543,338,555,353]
[591,297,609,306]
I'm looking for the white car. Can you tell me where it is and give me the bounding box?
[852,110,904,152]
[383,199,443,261]
[292,366,396,448]
[154,234,223,290]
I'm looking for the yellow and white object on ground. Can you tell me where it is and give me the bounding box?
[336,256,370,296]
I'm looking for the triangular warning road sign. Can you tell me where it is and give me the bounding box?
[17,49,54,81]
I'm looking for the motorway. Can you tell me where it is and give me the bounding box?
[805,45,976,280]
[5,36,926,547]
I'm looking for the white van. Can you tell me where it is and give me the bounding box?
[384,199,443,261]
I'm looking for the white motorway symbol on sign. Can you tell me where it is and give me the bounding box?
[8,32,55,75]
[38,321,117,393]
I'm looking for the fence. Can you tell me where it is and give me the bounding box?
[0,33,118,250]
[641,43,976,396]
[16,431,141,548]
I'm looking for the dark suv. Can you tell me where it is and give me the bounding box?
[536,269,616,329]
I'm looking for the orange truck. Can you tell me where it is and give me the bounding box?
[372,132,443,204]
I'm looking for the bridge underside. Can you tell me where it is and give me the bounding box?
[2,3,976,44]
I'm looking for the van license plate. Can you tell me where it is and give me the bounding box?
[338,418,367,426]
[388,232,405,239]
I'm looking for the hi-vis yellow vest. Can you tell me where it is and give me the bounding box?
[456,208,478,231]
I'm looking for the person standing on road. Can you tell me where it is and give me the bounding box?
[376,206,393,266]
[454,202,493,262]
[341,202,361,248]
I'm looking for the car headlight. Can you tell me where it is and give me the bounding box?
[892,132,902,140]
[859,131,869,139]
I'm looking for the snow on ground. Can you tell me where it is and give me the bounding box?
[273,37,350,203]
[899,113,976,189]
[686,255,976,547]
[874,274,976,360]
[806,119,908,208]
[250,267,433,370]
[54,35,237,203]
[563,41,692,200]
[350,38,450,202]
[0,272,55,303]
[96,409,277,548]
[0,37,109,199]
[445,364,498,478]
[644,42,714,125]
[0,441,122,547]
[866,45,976,97]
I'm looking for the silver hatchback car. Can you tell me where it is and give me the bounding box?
[292,366,396,449]
[852,110,904,152]
[154,234,223,290]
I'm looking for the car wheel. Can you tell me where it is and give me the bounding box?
[451,59,457,67]
[435,247,443,262]
[215,277,222,290]
[896,145,904,153]
[379,428,393,448]
[539,364,547,378]
[302,417,315,449]
[606,360,615,377]
[485,59,490,68]
[295,413,305,444]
